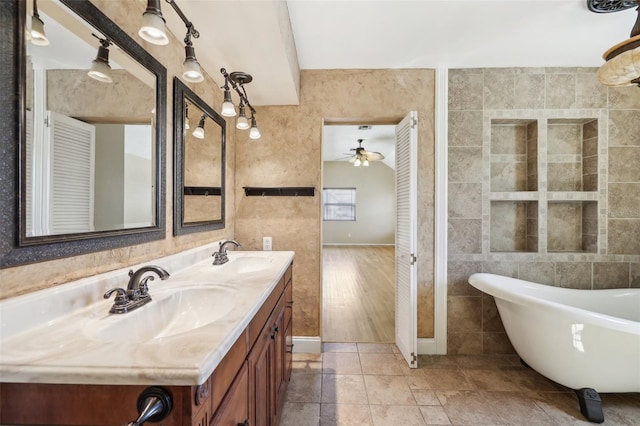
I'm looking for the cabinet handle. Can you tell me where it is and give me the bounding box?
[271,326,279,340]
[237,420,249,426]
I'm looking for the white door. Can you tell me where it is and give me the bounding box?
[395,111,418,368]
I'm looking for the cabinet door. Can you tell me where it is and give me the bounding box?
[210,362,249,426]
[248,326,273,426]
[273,305,286,425]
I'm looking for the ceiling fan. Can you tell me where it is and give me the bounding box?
[345,139,385,167]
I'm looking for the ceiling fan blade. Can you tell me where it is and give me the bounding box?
[347,156,357,163]
[363,151,385,161]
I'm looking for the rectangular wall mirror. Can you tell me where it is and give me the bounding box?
[173,77,225,235]
[0,0,167,267]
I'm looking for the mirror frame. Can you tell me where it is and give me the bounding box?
[173,77,226,236]
[0,0,167,268]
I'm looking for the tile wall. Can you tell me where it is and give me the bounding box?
[447,68,640,354]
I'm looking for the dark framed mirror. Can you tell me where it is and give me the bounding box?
[173,77,225,235]
[0,0,166,268]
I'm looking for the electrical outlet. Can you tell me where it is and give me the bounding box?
[263,236,272,251]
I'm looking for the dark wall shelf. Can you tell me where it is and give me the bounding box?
[184,186,222,196]
[243,187,315,197]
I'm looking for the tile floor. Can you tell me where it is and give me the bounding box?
[279,343,640,425]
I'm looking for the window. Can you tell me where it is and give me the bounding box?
[323,188,356,221]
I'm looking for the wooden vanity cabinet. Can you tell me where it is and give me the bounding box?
[0,262,293,426]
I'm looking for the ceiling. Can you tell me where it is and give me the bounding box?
[322,124,396,169]
[161,0,637,106]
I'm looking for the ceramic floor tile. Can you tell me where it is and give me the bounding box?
[279,402,321,426]
[405,371,432,390]
[412,389,440,406]
[500,366,566,392]
[286,372,322,403]
[357,343,395,353]
[320,403,372,425]
[419,405,452,425]
[364,375,416,405]
[321,374,369,404]
[418,355,459,369]
[455,354,518,369]
[600,394,640,426]
[484,391,557,425]
[463,368,522,391]
[436,390,506,425]
[292,352,323,375]
[360,353,404,375]
[369,405,426,426]
[530,391,593,425]
[423,368,475,391]
[323,342,358,353]
[323,352,362,375]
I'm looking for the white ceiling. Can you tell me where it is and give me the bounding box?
[322,124,396,169]
[162,0,636,106]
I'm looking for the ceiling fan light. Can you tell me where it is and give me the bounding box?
[30,14,49,46]
[363,159,369,167]
[353,158,362,167]
[597,43,640,87]
[138,0,169,46]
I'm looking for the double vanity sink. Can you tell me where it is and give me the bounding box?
[0,249,295,386]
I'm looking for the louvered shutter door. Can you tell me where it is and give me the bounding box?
[47,111,95,234]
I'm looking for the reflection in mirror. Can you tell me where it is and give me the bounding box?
[0,0,166,268]
[173,77,225,235]
[24,0,156,238]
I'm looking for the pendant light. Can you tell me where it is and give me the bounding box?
[138,0,169,45]
[30,0,49,46]
[249,115,261,140]
[192,115,206,139]
[236,103,250,130]
[182,26,204,83]
[221,86,236,117]
[88,36,113,84]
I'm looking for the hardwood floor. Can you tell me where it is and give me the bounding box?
[322,245,395,343]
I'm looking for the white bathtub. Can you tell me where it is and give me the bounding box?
[468,273,640,395]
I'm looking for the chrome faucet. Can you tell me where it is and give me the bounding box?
[212,240,241,265]
[104,265,170,314]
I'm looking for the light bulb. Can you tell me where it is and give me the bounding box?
[363,159,369,167]
[30,15,49,46]
[354,158,361,167]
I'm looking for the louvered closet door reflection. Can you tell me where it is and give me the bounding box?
[395,111,418,368]
[47,111,95,234]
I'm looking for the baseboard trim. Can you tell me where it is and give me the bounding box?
[292,336,322,353]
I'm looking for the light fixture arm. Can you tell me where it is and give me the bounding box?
[220,68,256,116]
[165,0,199,39]
[33,0,41,19]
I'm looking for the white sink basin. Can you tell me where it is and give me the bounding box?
[213,256,273,275]
[92,285,237,343]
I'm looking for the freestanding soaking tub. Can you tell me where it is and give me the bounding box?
[468,273,640,423]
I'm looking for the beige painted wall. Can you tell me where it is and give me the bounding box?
[235,69,436,338]
[323,161,395,245]
[0,0,236,299]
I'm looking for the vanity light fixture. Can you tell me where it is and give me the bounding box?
[88,35,113,84]
[220,68,261,139]
[139,0,169,45]
[30,0,49,46]
[182,26,204,83]
[192,114,206,139]
[590,0,640,87]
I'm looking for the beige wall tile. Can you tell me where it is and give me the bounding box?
[547,163,582,191]
[482,332,515,354]
[518,262,555,285]
[447,332,482,355]
[555,262,592,289]
[481,294,504,332]
[491,124,527,155]
[484,69,515,110]
[608,86,640,109]
[447,261,482,296]
[575,72,608,108]
[448,219,482,254]
[609,183,640,218]
[631,263,640,288]
[447,296,481,333]
[448,147,483,183]
[548,123,581,155]
[593,262,631,289]
[449,111,483,146]
[608,220,640,255]
[609,147,640,183]
[448,183,482,218]
[548,203,583,252]
[449,70,483,110]
[545,74,576,109]
[515,73,545,109]
[491,162,527,192]
[481,262,518,277]
[609,110,640,146]
[490,202,530,252]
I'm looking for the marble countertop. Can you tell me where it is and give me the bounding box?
[0,249,295,386]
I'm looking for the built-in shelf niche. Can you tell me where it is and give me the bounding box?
[547,118,598,192]
[547,201,598,253]
[490,119,538,192]
[490,201,538,253]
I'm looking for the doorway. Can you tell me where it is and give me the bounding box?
[320,122,397,343]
